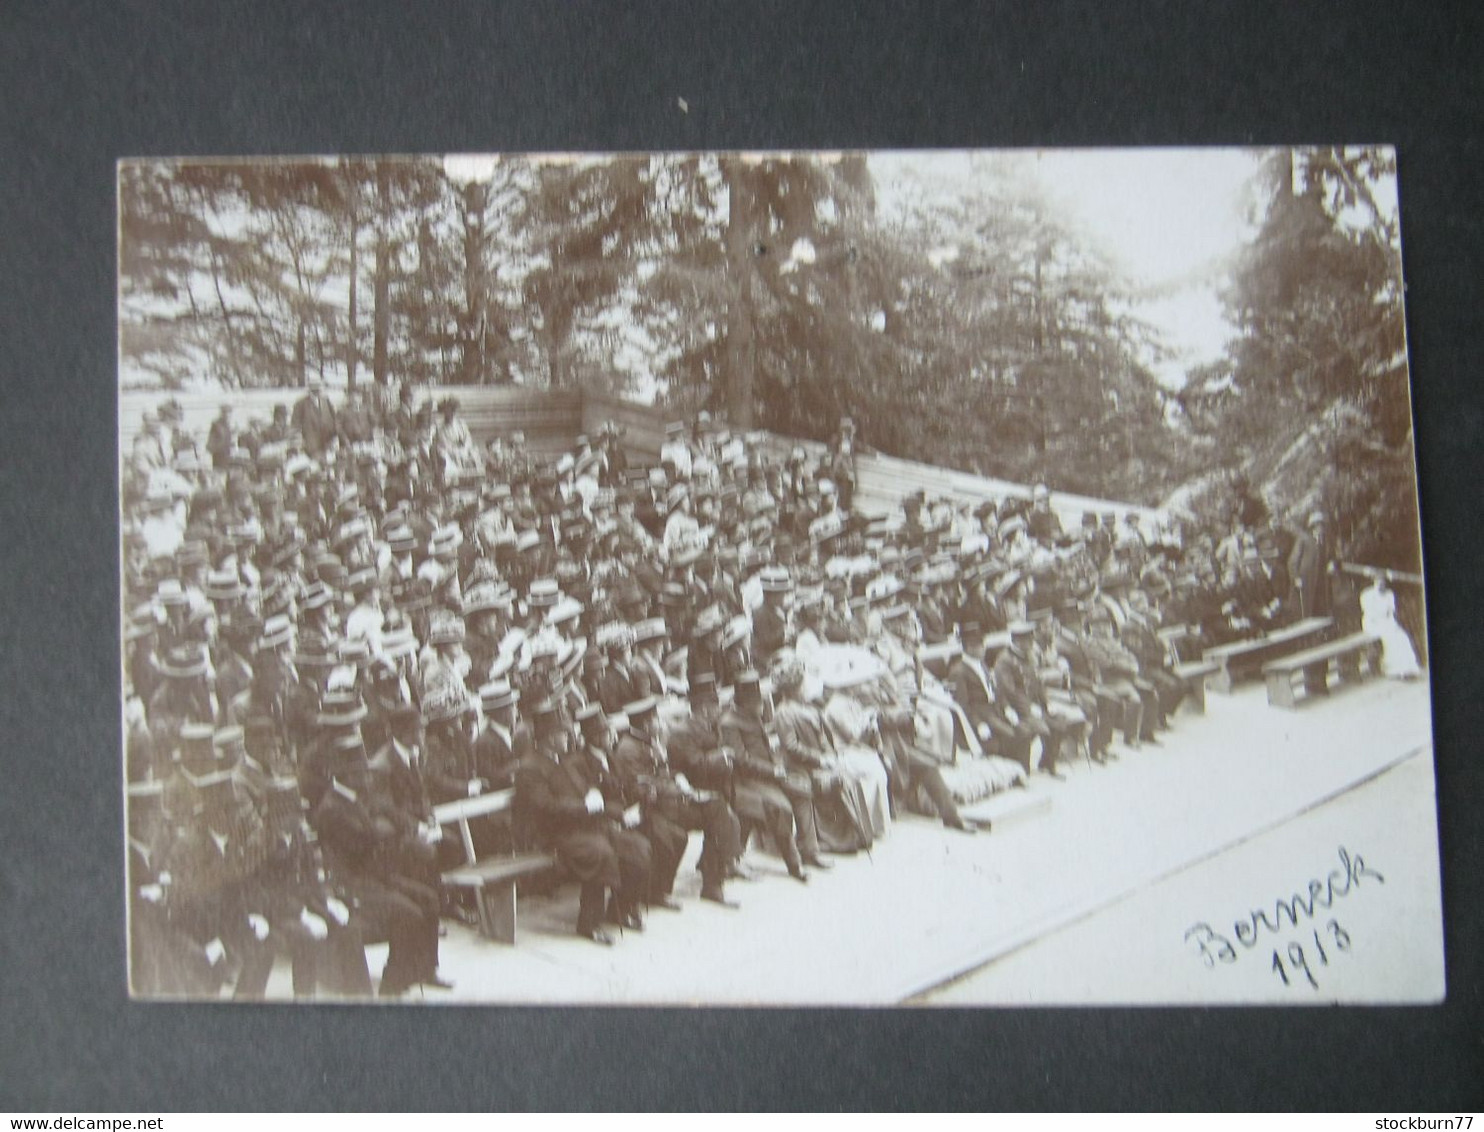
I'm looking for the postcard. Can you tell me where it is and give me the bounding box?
[119,147,1441,1004]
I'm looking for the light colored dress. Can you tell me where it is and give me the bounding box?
[1360,583,1421,679]
[821,692,894,839]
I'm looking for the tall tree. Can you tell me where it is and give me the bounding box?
[1204,146,1416,571]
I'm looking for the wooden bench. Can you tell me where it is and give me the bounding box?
[1262,633,1383,709]
[1157,626,1217,713]
[1172,660,1219,714]
[1203,617,1333,693]
[432,789,554,945]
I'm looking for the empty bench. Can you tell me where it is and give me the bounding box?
[1262,633,1383,709]
[433,789,554,945]
[1203,617,1333,694]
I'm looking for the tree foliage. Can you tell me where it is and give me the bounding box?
[1181,147,1418,572]
[119,151,1417,537]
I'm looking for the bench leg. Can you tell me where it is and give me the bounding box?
[1186,676,1207,715]
[1336,651,1363,683]
[1267,671,1299,709]
[477,880,519,945]
[1210,664,1234,695]
[1302,661,1330,699]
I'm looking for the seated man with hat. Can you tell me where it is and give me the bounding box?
[159,764,274,999]
[234,775,373,1000]
[311,734,448,997]
[719,670,818,882]
[611,697,743,910]
[515,699,652,945]
[752,565,795,670]
[473,679,529,792]
[990,620,1067,779]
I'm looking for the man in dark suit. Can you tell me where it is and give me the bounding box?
[515,701,651,944]
[309,735,447,998]
[473,680,529,791]
[160,769,274,998]
[751,568,794,668]
[611,698,742,909]
[1054,604,1118,762]
[291,375,339,459]
[1287,510,1333,619]
[944,623,1013,759]
[991,621,1067,779]
[719,670,812,882]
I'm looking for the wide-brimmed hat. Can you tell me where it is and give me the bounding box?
[316,692,368,729]
[158,643,207,680]
[463,580,513,615]
[421,680,469,724]
[429,524,463,558]
[527,578,561,608]
[381,627,418,660]
[759,565,793,594]
[427,610,466,647]
[479,680,519,713]
[633,617,667,644]
[258,614,294,651]
[545,596,585,627]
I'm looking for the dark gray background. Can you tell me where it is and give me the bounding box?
[2,0,1480,1111]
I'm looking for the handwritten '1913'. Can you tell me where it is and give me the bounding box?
[1184,845,1382,973]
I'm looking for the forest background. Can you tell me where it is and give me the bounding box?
[118,147,1419,575]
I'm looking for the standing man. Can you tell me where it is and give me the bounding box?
[1287,509,1333,620]
[292,376,339,459]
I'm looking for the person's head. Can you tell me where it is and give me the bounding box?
[390,704,422,747]
[733,669,763,711]
[479,680,519,728]
[576,703,608,748]
[624,697,658,738]
[688,673,720,723]
[530,700,569,755]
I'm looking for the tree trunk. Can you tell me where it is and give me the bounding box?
[346,197,360,389]
[372,165,391,387]
[461,182,487,385]
[723,160,756,427]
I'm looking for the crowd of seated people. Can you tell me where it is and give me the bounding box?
[122,380,1346,997]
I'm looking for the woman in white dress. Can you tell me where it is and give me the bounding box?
[1360,574,1421,679]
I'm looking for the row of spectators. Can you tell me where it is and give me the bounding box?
[123,381,1347,998]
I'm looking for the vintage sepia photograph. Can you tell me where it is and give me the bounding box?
[117,147,1441,1005]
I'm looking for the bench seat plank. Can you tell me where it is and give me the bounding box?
[1204,617,1333,692]
[1262,632,1381,709]
[443,852,556,888]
